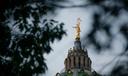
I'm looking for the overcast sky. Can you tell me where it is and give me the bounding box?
[42,0,126,76]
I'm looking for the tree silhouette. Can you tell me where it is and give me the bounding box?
[0,0,66,76]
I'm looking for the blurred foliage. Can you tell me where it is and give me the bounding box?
[110,60,128,76]
[85,0,128,76]
[0,0,66,76]
[83,0,128,52]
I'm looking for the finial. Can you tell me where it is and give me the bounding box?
[74,18,81,40]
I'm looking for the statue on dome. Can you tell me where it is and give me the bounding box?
[74,18,81,39]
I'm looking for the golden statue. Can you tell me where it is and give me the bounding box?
[74,18,81,39]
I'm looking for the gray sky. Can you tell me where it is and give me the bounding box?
[42,0,126,76]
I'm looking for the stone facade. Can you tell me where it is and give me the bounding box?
[64,38,92,72]
[55,38,94,76]
[55,38,100,76]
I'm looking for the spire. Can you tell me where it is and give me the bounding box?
[73,18,82,50]
[74,18,81,40]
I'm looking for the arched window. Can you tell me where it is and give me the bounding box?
[64,59,67,70]
[73,56,75,67]
[69,58,71,69]
[78,57,80,68]
[84,57,85,68]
